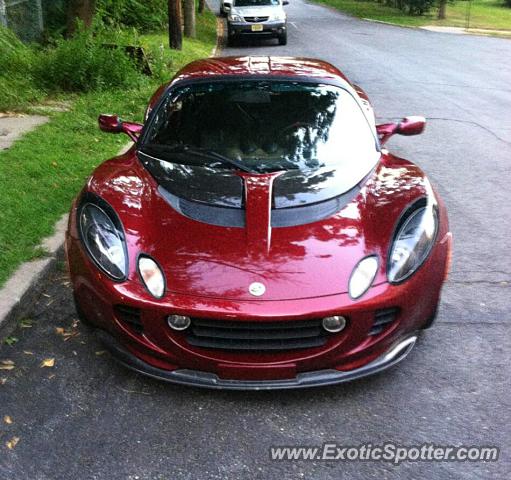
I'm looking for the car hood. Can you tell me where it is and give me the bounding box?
[231,6,284,16]
[87,150,431,301]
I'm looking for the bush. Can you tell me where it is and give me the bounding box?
[405,0,435,14]
[33,25,142,93]
[378,0,434,15]
[96,0,168,32]
[0,26,42,110]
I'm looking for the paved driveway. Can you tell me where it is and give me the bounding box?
[1,2,510,478]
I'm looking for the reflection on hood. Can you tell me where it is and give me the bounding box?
[139,151,377,209]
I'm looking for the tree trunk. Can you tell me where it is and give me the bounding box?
[198,0,206,14]
[184,0,196,38]
[66,0,96,37]
[0,0,8,28]
[438,0,447,19]
[168,0,182,50]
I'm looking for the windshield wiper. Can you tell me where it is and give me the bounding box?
[140,144,256,173]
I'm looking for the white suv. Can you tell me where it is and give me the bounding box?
[226,0,289,46]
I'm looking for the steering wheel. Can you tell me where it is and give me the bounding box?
[278,121,316,136]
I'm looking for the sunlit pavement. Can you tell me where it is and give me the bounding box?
[0,1,510,478]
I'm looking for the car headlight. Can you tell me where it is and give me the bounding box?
[79,201,128,281]
[228,14,243,22]
[349,256,379,299]
[387,202,438,283]
[271,13,286,21]
[138,256,166,299]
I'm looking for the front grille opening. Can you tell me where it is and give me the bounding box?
[185,318,327,352]
[115,305,143,334]
[244,16,269,22]
[369,307,400,336]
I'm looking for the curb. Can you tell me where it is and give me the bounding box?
[212,16,225,57]
[0,215,68,339]
[362,17,511,38]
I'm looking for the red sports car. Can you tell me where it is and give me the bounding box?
[66,56,452,389]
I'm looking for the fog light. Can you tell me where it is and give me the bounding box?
[322,315,347,333]
[167,315,191,331]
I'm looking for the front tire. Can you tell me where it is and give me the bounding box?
[278,31,287,46]
[421,306,438,330]
[227,31,238,47]
[73,293,93,327]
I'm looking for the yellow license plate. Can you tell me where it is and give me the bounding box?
[251,24,264,32]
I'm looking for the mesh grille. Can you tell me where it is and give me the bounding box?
[186,318,327,351]
[369,308,399,336]
[115,305,143,334]
[244,16,270,23]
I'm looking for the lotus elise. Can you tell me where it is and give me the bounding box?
[66,56,452,389]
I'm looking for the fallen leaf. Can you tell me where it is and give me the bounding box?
[0,378,6,385]
[23,351,34,356]
[0,360,14,371]
[55,327,79,341]
[6,437,19,450]
[48,374,55,380]
[40,358,55,368]
[20,319,33,328]
[4,415,12,424]
[95,351,106,356]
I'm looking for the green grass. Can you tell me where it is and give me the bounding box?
[0,12,217,287]
[314,0,511,31]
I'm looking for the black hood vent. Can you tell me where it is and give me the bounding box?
[142,153,371,228]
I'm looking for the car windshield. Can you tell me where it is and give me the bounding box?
[140,81,379,174]
[234,0,280,6]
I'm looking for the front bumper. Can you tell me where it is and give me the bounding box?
[97,329,418,390]
[67,183,451,389]
[228,21,286,37]
[67,225,450,388]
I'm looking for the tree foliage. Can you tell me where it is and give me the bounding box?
[96,0,169,32]
[376,0,435,15]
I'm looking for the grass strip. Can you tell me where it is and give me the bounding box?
[314,0,511,31]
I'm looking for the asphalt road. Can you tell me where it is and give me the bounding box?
[1,2,510,479]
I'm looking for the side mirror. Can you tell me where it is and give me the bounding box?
[376,116,426,146]
[98,114,143,142]
[397,116,426,136]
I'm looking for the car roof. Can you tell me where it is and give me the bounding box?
[169,56,353,88]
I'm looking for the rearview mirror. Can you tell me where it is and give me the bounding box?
[376,116,426,146]
[98,114,143,142]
